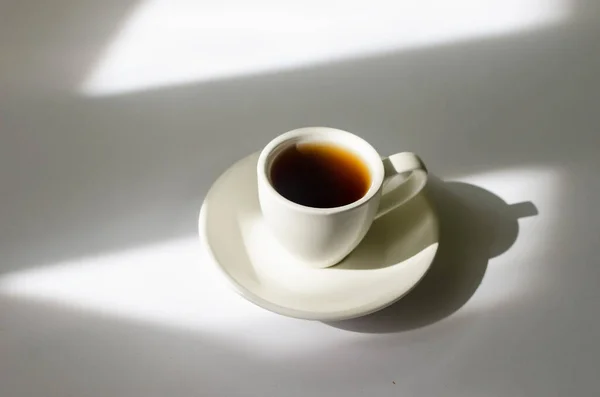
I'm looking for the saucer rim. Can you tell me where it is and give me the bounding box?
[198,153,440,321]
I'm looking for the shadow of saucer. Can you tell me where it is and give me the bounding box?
[325,175,537,333]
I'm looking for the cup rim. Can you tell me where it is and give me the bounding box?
[257,127,385,215]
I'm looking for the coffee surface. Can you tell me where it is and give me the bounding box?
[270,142,371,208]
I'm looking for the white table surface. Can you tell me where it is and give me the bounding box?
[1,1,600,396]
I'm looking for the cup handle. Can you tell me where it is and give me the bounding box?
[375,152,428,219]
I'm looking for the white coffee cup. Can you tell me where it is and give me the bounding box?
[257,127,428,268]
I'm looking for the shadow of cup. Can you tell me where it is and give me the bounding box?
[325,175,538,333]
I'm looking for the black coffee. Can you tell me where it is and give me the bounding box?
[270,142,371,208]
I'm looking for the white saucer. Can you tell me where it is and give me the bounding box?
[199,153,440,321]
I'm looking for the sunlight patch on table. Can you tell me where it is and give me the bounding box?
[0,236,357,355]
[0,238,269,330]
[82,0,568,96]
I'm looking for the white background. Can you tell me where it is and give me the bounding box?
[1,0,599,396]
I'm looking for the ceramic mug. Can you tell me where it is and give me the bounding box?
[257,127,428,268]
